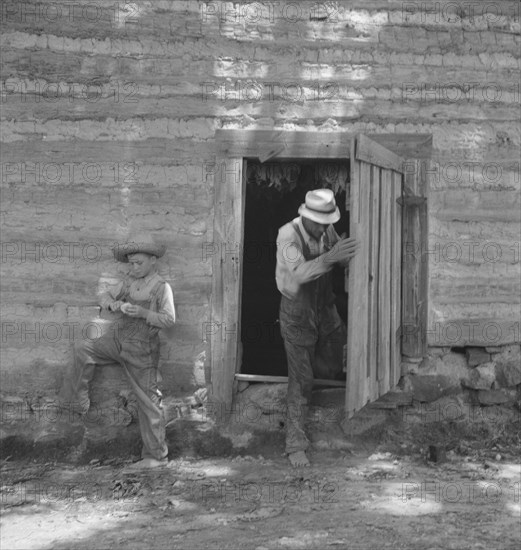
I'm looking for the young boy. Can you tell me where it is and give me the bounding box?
[61,234,176,468]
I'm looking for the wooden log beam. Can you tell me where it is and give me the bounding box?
[216,130,433,160]
[234,374,346,387]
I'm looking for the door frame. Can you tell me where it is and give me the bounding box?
[209,130,432,415]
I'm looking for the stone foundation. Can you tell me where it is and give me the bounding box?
[401,344,521,408]
[1,343,520,460]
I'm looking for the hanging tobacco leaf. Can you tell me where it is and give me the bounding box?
[247,161,348,199]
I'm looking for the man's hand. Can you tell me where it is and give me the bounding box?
[109,300,125,312]
[122,304,147,318]
[325,237,359,264]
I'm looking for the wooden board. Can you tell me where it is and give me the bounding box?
[391,171,403,386]
[217,129,351,159]
[210,157,244,412]
[401,159,429,360]
[367,165,380,401]
[234,374,346,387]
[346,141,368,418]
[346,134,406,418]
[377,168,392,396]
[216,130,432,161]
[357,134,406,173]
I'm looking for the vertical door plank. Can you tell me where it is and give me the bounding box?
[346,140,361,417]
[357,162,372,405]
[391,170,403,386]
[377,168,392,395]
[367,165,381,402]
[346,146,370,416]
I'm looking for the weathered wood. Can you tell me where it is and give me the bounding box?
[391,171,403,386]
[257,132,288,163]
[401,159,429,360]
[2,0,518,43]
[4,44,517,89]
[216,130,433,161]
[235,160,248,397]
[368,165,380,401]
[234,374,346,387]
[370,135,433,160]
[3,96,518,125]
[344,169,350,291]
[346,138,363,418]
[418,164,430,358]
[0,139,214,164]
[347,135,407,418]
[4,138,517,168]
[217,129,352,159]
[401,160,421,358]
[356,134,406,173]
[346,139,374,416]
[358,160,373,406]
[377,168,392,396]
[210,157,244,414]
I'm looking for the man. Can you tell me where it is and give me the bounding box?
[276,189,358,467]
[60,233,176,469]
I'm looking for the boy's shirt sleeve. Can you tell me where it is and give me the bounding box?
[145,282,176,328]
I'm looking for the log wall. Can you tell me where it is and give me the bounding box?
[1,1,519,410]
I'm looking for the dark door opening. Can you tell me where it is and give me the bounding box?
[240,159,350,376]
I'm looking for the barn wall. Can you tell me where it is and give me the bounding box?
[1,1,520,415]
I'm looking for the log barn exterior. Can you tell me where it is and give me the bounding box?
[1,1,520,438]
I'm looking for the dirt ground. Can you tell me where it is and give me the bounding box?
[1,414,520,550]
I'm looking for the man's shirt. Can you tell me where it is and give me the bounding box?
[275,216,340,299]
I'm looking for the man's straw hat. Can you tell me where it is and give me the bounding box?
[298,189,340,224]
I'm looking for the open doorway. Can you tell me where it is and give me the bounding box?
[240,159,350,376]
[212,130,431,418]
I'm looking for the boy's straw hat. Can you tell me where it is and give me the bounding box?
[113,232,166,263]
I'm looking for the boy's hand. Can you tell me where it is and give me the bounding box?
[123,304,147,318]
[109,300,125,312]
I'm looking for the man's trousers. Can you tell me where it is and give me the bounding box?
[279,296,345,455]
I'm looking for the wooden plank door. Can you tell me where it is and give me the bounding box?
[346,135,404,418]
